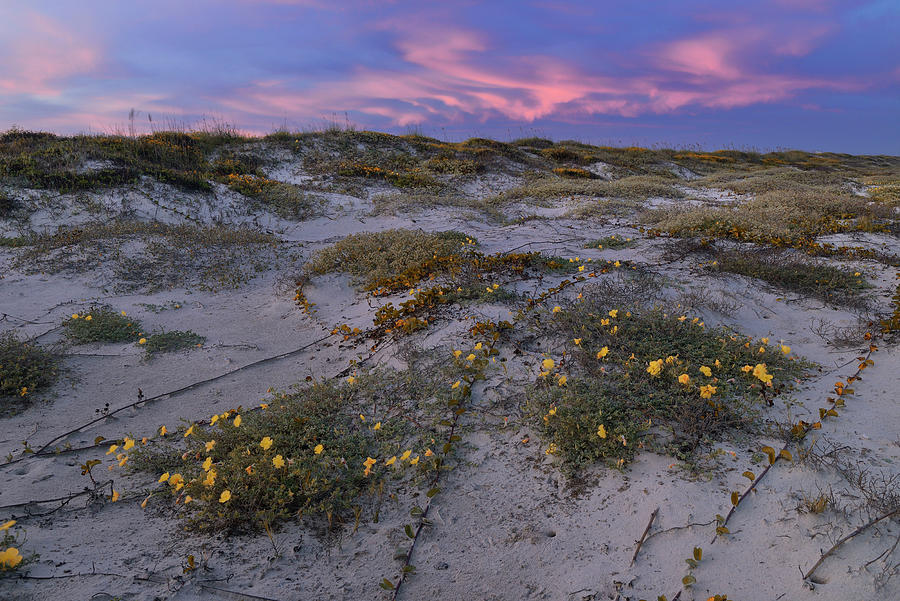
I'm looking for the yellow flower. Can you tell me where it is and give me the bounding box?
[474,342,483,350]
[385,455,397,466]
[184,425,194,437]
[347,375,357,384]
[761,337,769,345]
[203,470,216,487]
[600,318,610,326]
[0,520,15,532]
[542,358,555,370]
[699,384,717,399]
[139,338,147,345]
[552,306,562,313]
[85,315,92,321]
[596,346,609,359]
[647,359,663,376]
[451,380,460,389]
[781,345,791,355]
[168,473,184,488]
[121,311,127,316]
[363,456,377,476]
[111,490,120,502]
[0,547,22,569]
[466,353,476,361]
[158,472,170,483]
[159,425,167,436]
[123,437,135,450]
[678,374,690,385]
[19,387,27,397]
[714,359,721,368]
[597,424,607,438]
[233,415,242,427]
[557,375,567,386]
[699,366,712,377]
[219,490,231,503]
[741,365,752,373]
[678,315,687,322]
[202,456,213,471]
[106,444,119,455]
[118,455,128,467]
[273,454,285,468]
[400,450,412,461]
[613,260,621,268]
[573,338,582,345]
[608,309,618,318]
[425,448,433,457]
[71,313,79,319]
[311,443,323,455]
[184,495,192,504]
[752,363,773,385]
[545,443,558,455]
[260,403,269,409]
[245,465,254,475]
[665,355,677,365]
[260,436,274,450]
[210,414,219,425]
[453,350,462,358]
[410,455,420,465]
[205,440,216,452]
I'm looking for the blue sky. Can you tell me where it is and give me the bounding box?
[1,0,897,153]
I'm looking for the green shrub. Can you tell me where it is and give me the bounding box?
[0,333,59,403]
[142,330,205,355]
[63,306,143,344]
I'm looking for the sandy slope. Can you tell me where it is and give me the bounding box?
[1,155,898,601]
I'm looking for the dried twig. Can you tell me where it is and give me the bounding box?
[631,506,659,566]
[803,508,900,581]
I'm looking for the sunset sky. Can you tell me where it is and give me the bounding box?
[1,0,897,153]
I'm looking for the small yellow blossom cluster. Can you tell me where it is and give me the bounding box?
[0,520,22,571]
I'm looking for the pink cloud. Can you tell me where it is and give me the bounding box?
[0,13,101,97]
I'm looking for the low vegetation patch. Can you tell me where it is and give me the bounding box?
[0,333,59,408]
[493,174,684,203]
[306,228,473,288]
[528,294,805,470]
[141,330,205,355]
[584,234,635,250]
[224,174,320,220]
[63,306,143,344]
[132,368,451,532]
[707,249,869,305]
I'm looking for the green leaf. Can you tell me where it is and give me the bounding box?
[379,578,394,590]
[426,487,441,498]
[409,506,423,517]
[682,574,696,586]
[404,524,415,539]
[693,547,703,561]
[685,558,698,569]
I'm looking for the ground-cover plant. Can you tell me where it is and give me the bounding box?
[14,221,280,291]
[585,234,635,250]
[141,330,205,355]
[306,229,474,288]
[0,333,59,407]
[528,296,806,470]
[0,520,33,575]
[0,192,14,217]
[132,368,450,532]
[224,174,320,220]
[492,174,685,204]
[63,306,143,344]
[707,249,870,306]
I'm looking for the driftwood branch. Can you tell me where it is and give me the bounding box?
[631,506,659,565]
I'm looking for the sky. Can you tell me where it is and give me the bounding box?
[0,0,898,153]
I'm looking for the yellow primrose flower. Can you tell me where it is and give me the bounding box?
[678,315,687,322]
[205,440,216,452]
[597,424,607,438]
[574,338,582,345]
[203,470,216,487]
[0,547,22,569]
[451,380,461,389]
[552,306,562,313]
[700,384,717,399]
[202,456,213,471]
[184,425,194,437]
[608,309,618,318]
[347,375,357,384]
[71,313,79,319]
[363,456,377,476]
[111,490,120,502]
[159,425,167,436]
[158,472,170,483]
[596,346,609,359]
[260,436,274,450]
[761,337,769,345]
[210,414,219,425]
[140,495,151,509]
[781,345,791,355]
[184,495,192,504]
[123,437,135,451]
[699,366,712,377]
[425,448,434,457]
[118,456,128,467]
[219,490,231,503]
[106,444,119,455]
[545,443,558,455]
[385,455,397,466]
[613,260,621,268]
[578,265,585,272]
[233,415,241,427]
[647,359,663,376]
[474,342,483,350]
[714,359,721,368]
[85,315,92,321]
[373,422,382,431]
[542,358,555,370]
[0,520,15,531]
[19,387,27,397]
[665,355,677,365]
[260,403,269,409]
[273,455,285,468]
[466,353,476,361]
[741,365,752,373]
[245,465,254,475]
[678,374,690,385]
[314,443,324,454]
[139,338,147,345]
[752,363,773,385]
[400,450,412,461]
[557,375,567,386]
[453,350,462,358]
[168,474,184,488]
[410,456,420,465]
